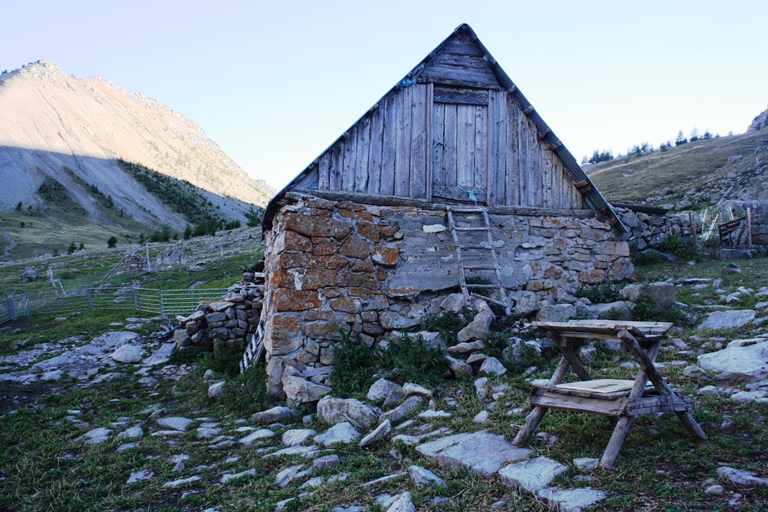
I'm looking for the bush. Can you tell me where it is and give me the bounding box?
[421,310,466,345]
[107,236,118,248]
[632,289,693,327]
[379,334,447,385]
[220,365,268,414]
[658,234,698,260]
[330,331,379,397]
[67,241,77,254]
[575,282,622,303]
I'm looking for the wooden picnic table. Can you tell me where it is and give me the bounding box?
[512,320,707,468]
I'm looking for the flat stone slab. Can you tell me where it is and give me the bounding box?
[498,456,568,492]
[537,487,607,512]
[239,428,275,446]
[157,416,193,431]
[314,422,360,447]
[696,310,755,330]
[717,466,768,487]
[416,430,531,478]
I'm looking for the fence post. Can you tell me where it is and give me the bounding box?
[133,289,140,316]
[86,288,94,310]
[158,289,164,316]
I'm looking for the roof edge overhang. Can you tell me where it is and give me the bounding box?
[263,23,626,233]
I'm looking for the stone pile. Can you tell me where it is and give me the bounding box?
[172,270,264,352]
[616,207,698,254]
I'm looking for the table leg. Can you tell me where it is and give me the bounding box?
[513,356,570,447]
[600,416,632,468]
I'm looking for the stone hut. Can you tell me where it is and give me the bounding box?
[254,24,634,400]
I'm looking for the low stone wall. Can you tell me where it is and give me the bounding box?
[616,208,699,252]
[173,270,264,352]
[261,192,633,400]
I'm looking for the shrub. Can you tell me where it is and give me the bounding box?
[107,236,118,248]
[330,331,379,397]
[575,282,622,303]
[421,310,465,345]
[379,334,447,385]
[632,289,693,327]
[220,365,268,414]
[67,242,77,254]
[658,234,698,260]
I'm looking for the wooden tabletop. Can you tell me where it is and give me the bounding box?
[531,320,674,342]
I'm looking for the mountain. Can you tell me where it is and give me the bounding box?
[0,60,275,259]
[585,126,768,211]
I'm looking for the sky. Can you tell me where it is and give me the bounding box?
[3,0,768,191]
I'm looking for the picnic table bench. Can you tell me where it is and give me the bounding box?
[512,320,707,468]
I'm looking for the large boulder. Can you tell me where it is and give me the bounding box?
[697,341,768,383]
[696,310,756,330]
[283,376,331,403]
[536,303,576,323]
[457,299,494,342]
[316,397,378,430]
[620,282,675,304]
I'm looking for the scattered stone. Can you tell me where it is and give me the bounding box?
[416,430,531,478]
[499,456,568,492]
[446,356,473,377]
[730,390,768,403]
[717,466,768,487]
[117,426,143,439]
[448,340,486,354]
[110,344,143,363]
[418,410,451,420]
[126,470,153,483]
[197,426,221,438]
[239,429,275,446]
[157,416,193,431]
[360,420,392,448]
[408,465,445,488]
[705,484,724,494]
[696,310,755,330]
[265,445,320,459]
[317,397,378,430]
[80,427,112,445]
[220,468,257,484]
[117,442,139,451]
[573,457,599,472]
[275,465,304,488]
[536,487,607,512]
[40,370,62,381]
[207,381,225,398]
[251,406,298,424]
[162,475,202,488]
[312,454,341,471]
[721,263,742,275]
[473,410,490,424]
[401,382,433,398]
[479,357,507,376]
[683,365,707,379]
[384,491,416,512]
[536,432,558,446]
[282,429,317,446]
[475,377,488,400]
[367,378,403,404]
[380,396,424,424]
[314,422,361,447]
[283,375,332,403]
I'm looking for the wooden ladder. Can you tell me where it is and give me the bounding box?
[446,206,511,315]
[239,319,265,373]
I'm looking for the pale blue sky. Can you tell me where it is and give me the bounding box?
[3,1,767,190]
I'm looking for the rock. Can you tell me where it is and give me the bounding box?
[457,302,494,342]
[408,465,445,488]
[705,484,724,494]
[312,454,340,470]
[314,422,360,447]
[718,252,750,263]
[515,292,539,318]
[157,417,193,431]
[162,475,201,488]
[683,365,707,379]
[359,420,391,447]
[472,410,490,424]
[536,303,576,323]
[498,456,568,492]
[474,377,488,400]
[117,426,143,439]
[418,410,451,419]
[730,390,768,402]
[220,468,257,484]
[696,310,755,330]
[536,487,607,512]
[126,469,154,483]
[479,357,507,376]
[81,427,112,445]
[440,293,466,312]
[317,397,379,430]
[208,381,225,397]
[620,282,675,304]
[275,464,304,488]
[19,267,38,281]
[416,430,532,478]
[251,406,298,424]
[446,355,473,377]
[401,382,433,398]
[283,376,332,403]
[111,344,143,363]
[573,457,599,471]
[697,341,768,383]
[379,396,424,424]
[40,370,62,381]
[590,301,633,320]
[367,378,403,404]
[239,429,275,446]
[282,429,317,446]
[385,492,416,512]
[717,466,768,487]
[448,340,486,354]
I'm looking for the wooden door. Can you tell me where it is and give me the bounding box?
[431,87,489,204]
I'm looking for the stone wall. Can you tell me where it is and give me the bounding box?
[616,208,699,252]
[260,192,633,400]
[173,270,264,352]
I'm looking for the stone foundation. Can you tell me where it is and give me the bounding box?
[260,192,633,399]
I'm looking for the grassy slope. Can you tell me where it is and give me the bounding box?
[586,128,768,204]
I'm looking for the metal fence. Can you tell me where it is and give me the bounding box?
[0,294,31,325]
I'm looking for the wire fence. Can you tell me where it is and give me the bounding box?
[0,294,31,325]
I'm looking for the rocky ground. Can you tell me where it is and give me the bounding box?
[2,259,768,511]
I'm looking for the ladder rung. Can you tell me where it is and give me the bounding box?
[448,207,485,213]
[454,227,488,232]
[464,264,498,270]
[460,245,493,250]
[470,293,509,310]
[466,283,501,289]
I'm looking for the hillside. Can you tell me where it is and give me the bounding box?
[0,60,275,259]
[586,127,768,210]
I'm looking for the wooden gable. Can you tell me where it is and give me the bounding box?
[267,24,624,230]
